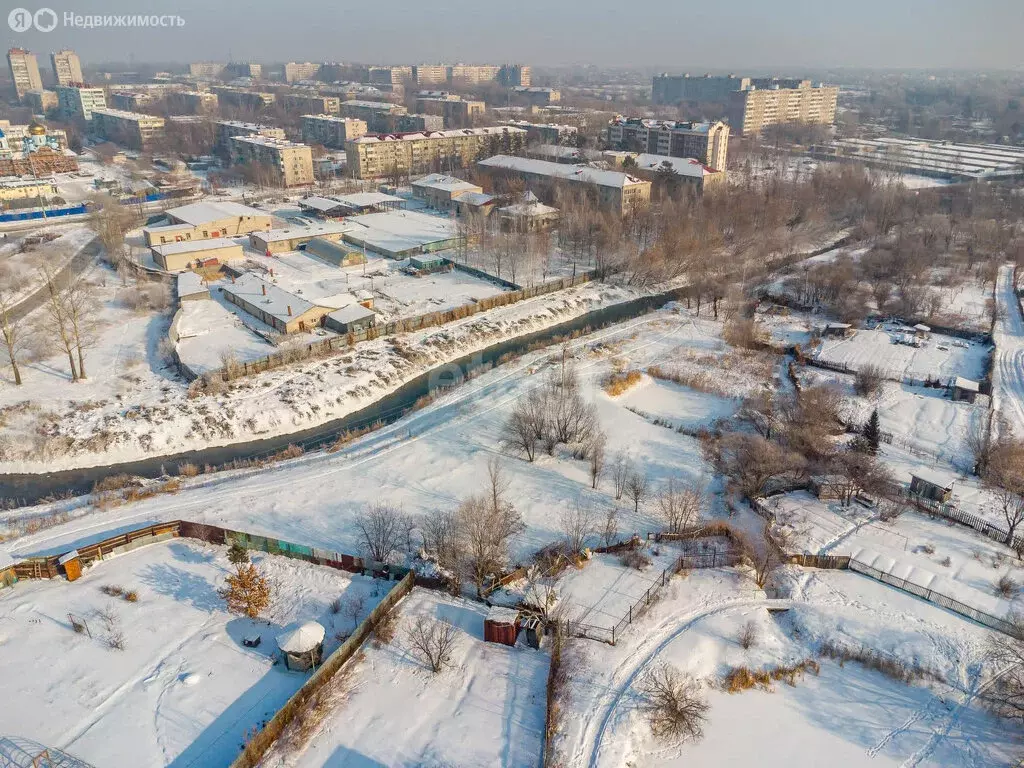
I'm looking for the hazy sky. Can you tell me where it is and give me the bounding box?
[3,0,1021,71]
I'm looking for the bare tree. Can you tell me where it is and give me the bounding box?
[589,430,607,489]
[420,507,463,594]
[459,470,525,597]
[601,506,619,548]
[40,265,78,381]
[561,499,594,557]
[637,663,709,743]
[611,451,632,501]
[343,593,366,630]
[355,502,404,563]
[0,275,30,385]
[986,441,1024,547]
[656,478,706,534]
[734,524,784,588]
[985,613,1024,723]
[63,276,101,380]
[503,394,542,461]
[405,616,459,673]
[625,470,650,514]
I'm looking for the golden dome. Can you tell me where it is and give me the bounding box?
[28,121,46,135]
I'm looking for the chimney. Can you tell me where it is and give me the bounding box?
[262,284,266,295]
[287,305,292,316]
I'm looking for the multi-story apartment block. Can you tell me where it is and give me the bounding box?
[512,86,560,106]
[229,135,314,187]
[321,63,369,83]
[109,91,152,111]
[8,49,43,99]
[728,83,839,135]
[24,90,58,114]
[189,62,224,78]
[340,100,408,132]
[447,65,501,86]
[415,93,486,128]
[211,86,276,111]
[284,62,322,83]
[652,74,751,105]
[167,90,219,114]
[50,50,83,88]
[346,125,527,179]
[392,114,445,133]
[284,93,340,115]
[368,66,413,85]
[91,108,165,149]
[214,120,286,154]
[225,62,262,80]
[301,114,367,148]
[498,64,531,88]
[505,120,579,145]
[478,154,651,215]
[412,65,448,86]
[606,117,730,171]
[56,85,107,122]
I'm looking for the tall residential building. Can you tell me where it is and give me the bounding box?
[652,74,751,105]
[606,118,730,171]
[301,114,367,148]
[50,50,83,87]
[56,85,107,121]
[498,64,531,88]
[225,62,262,79]
[8,49,43,99]
[284,93,340,115]
[415,93,486,128]
[340,100,408,132]
[189,62,224,78]
[167,90,219,114]
[512,87,559,106]
[368,66,412,85]
[211,86,276,110]
[728,83,839,135]
[413,65,448,86]
[284,62,322,82]
[214,120,286,154]
[91,108,165,148]
[448,64,501,86]
[25,90,58,113]
[229,135,314,187]
[346,125,527,179]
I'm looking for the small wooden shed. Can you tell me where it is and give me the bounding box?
[950,376,980,404]
[909,469,954,504]
[57,550,82,582]
[484,606,519,646]
[276,621,326,671]
[913,323,931,340]
[808,475,847,501]
[821,322,853,339]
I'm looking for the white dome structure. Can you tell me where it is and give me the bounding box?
[276,621,326,671]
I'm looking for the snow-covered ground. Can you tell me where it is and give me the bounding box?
[0,537,383,768]
[813,327,989,383]
[0,225,96,307]
[992,264,1024,439]
[287,588,548,768]
[557,567,1018,768]
[175,298,274,375]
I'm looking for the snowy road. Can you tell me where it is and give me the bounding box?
[991,264,1024,438]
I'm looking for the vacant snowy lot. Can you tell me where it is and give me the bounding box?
[289,589,548,768]
[0,538,382,768]
[0,225,96,306]
[813,328,989,383]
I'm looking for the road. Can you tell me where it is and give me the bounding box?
[991,264,1024,438]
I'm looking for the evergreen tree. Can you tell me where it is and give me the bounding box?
[220,562,271,619]
[863,409,881,454]
[227,541,250,565]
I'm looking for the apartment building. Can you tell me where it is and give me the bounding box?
[301,114,367,148]
[167,90,219,114]
[415,93,486,128]
[285,93,340,115]
[728,83,839,135]
[284,62,322,82]
[346,125,527,179]
[448,65,500,86]
[91,108,165,149]
[652,74,751,105]
[225,62,262,79]
[230,135,314,187]
[498,64,531,88]
[214,120,286,154]
[478,154,651,215]
[368,66,413,85]
[211,86,276,111]
[505,120,578,145]
[512,87,560,106]
[606,117,730,171]
[413,65,448,86]
[109,91,151,111]
[393,114,445,132]
[8,49,43,99]
[56,85,107,121]
[24,90,57,113]
[189,62,224,78]
[50,50,83,88]
[340,100,408,132]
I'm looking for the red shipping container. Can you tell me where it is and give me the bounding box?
[483,606,519,646]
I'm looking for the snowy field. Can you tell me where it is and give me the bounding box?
[288,589,547,768]
[0,538,383,768]
[813,327,989,383]
[0,225,96,306]
[175,298,274,375]
[558,567,1018,768]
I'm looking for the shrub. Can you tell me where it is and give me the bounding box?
[996,573,1020,598]
[603,370,642,397]
[854,364,884,397]
[100,585,124,597]
[737,620,759,650]
[373,606,400,646]
[178,462,199,478]
[405,616,459,673]
[330,597,342,614]
[817,639,932,684]
[638,663,709,742]
[123,590,139,603]
[620,549,652,571]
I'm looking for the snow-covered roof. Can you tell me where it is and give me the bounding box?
[622,153,718,179]
[479,154,648,190]
[152,238,242,257]
[333,191,404,208]
[298,195,348,213]
[230,134,309,150]
[953,376,980,392]
[255,220,352,243]
[328,304,375,324]
[276,621,326,653]
[609,117,718,134]
[345,210,457,255]
[0,549,19,570]
[176,271,206,296]
[824,322,852,329]
[222,273,323,323]
[57,549,80,565]
[910,467,955,490]
[412,173,481,193]
[352,126,527,144]
[166,200,266,226]
[342,99,404,110]
[486,606,519,625]
[455,191,495,207]
[913,323,931,332]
